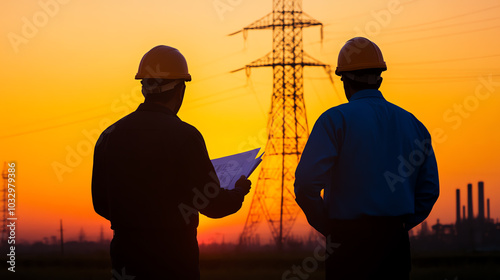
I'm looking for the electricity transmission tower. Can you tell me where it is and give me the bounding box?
[230,0,332,249]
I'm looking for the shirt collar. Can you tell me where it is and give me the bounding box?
[136,102,177,117]
[349,89,385,102]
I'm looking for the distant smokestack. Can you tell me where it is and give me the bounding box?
[478,181,485,222]
[462,205,466,221]
[456,189,461,223]
[467,183,473,220]
[487,198,491,222]
[60,219,64,255]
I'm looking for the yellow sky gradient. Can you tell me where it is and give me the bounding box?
[1,0,500,244]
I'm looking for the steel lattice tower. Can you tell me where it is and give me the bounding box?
[230,0,331,249]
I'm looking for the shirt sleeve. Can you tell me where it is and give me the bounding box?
[183,128,246,219]
[294,112,342,234]
[404,140,440,230]
[91,132,111,220]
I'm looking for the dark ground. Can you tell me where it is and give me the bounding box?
[1,250,500,279]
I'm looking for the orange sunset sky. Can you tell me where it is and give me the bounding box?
[1,0,499,244]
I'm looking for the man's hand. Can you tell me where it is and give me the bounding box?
[234,175,251,196]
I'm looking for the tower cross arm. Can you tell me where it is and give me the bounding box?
[230,52,274,74]
[299,12,323,28]
[303,53,334,84]
[303,52,328,67]
[228,11,323,37]
[228,12,274,36]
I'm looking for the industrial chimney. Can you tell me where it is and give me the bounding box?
[467,183,473,220]
[456,189,461,223]
[478,181,485,222]
[487,198,491,222]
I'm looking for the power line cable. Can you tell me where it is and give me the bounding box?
[383,23,500,45]
[188,84,248,103]
[2,103,109,131]
[309,3,500,46]
[386,3,500,31]
[183,86,249,111]
[0,113,114,140]
[379,16,500,36]
[392,54,500,66]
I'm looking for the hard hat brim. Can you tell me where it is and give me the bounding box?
[335,64,387,76]
[135,74,192,81]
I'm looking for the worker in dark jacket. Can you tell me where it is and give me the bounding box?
[92,45,251,280]
[294,37,439,280]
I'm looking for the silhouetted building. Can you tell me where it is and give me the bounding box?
[411,181,500,252]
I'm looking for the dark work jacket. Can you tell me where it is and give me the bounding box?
[91,102,245,279]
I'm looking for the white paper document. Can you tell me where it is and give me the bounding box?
[211,148,263,190]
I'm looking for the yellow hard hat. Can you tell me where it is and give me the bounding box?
[135,45,191,81]
[335,37,387,76]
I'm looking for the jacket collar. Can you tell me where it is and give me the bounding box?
[349,89,385,102]
[136,102,177,117]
